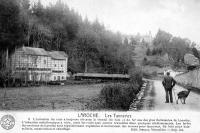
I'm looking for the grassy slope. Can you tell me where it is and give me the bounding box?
[0,84,105,110]
[132,44,172,75]
[132,44,147,66]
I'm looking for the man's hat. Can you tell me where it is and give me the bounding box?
[167,72,170,75]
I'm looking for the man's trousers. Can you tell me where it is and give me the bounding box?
[165,88,173,103]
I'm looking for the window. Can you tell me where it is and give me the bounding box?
[62,76,64,79]
[54,76,56,80]
[61,65,63,67]
[58,76,60,81]
[44,60,46,64]
[54,64,56,67]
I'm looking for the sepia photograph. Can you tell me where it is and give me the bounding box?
[0,0,200,113]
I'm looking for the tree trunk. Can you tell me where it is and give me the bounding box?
[6,47,9,68]
[84,59,88,73]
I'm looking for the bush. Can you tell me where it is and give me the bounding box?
[99,67,143,110]
[0,69,11,87]
[128,68,143,86]
[142,57,148,65]
[143,59,164,68]
[152,71,157,76]
[143,72,152,79]
[146,48,151,56]
[100,83,139,110]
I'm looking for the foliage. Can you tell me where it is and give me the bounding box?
[100,83,139,110]
[142,57,148,65]
[143,57,166,68]
[0,69,12,87]
[0,0,135,74]
[128,68,143,86]
[130,37,138,46]
[153,29,172,49]
[146,48,151,56]
[153,29,192,67]
[168,37,191,63]
[100,67,143,110]
[0,0,28,67]
[192,47,200,60]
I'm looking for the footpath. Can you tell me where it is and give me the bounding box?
[130,80,200,111]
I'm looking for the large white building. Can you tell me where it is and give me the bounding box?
[10,46,69,82]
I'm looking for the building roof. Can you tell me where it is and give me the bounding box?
[20,47,49,56]
[48,51,68,60]
[18,47,68,59]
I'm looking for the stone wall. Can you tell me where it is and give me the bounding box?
[174,68,200,88]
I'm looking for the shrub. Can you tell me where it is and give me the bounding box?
[152,71,157,76]
[146,48,151,56]
[0,69,11,87]
[144,59,164,68]
[100,83,139,110]
[143,72,152,79]
[142,57,148,65]
[128,68,143,86]
[99,67,143,110]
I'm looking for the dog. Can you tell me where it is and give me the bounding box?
[176,89,191,104]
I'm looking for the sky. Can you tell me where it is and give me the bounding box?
[35,0,200,43]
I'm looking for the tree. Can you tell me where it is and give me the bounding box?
[123,37,129,45]
[146,48,151,56]
[130,37,138,46]
[153,29,172,52]
[152,29,192,67]
[20,0,32,46]
[192,47,200,59]
[0,0,26,68]
[169,37,191,63]
[76,27,99,72]
[0,0,136,75]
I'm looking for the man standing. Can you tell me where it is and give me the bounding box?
[162,72,176,103]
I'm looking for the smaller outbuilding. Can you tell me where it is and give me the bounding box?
[48,51,69,81]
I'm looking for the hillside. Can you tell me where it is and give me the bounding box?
[131,29,200,76]
[132,44,147,66]
[0,0,135,75]
[131,43,171,77]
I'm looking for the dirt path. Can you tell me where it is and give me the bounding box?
[141,80,200,111]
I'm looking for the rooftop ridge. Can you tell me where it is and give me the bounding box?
[18,46,68,59]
